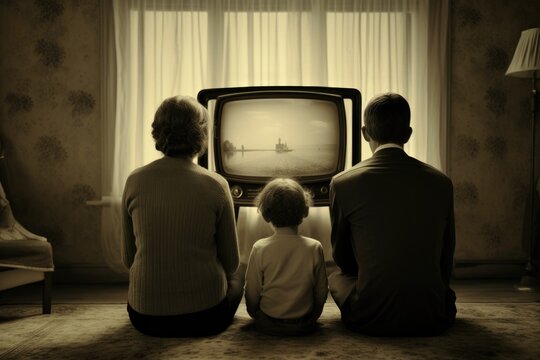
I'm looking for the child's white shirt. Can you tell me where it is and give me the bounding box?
[245,227,328,319]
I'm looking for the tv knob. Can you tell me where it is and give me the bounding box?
[320,186,328,194]
[231,185,243,199]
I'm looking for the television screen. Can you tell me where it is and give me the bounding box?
[218,97,341,178]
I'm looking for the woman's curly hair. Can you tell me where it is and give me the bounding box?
[151,96,208,157]
[255,178,313,228]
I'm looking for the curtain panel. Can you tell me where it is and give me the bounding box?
[101,0,449,272]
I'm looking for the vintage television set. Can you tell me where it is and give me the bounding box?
[197,86,361,206]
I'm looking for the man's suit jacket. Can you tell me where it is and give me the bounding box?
[330,147,456,335]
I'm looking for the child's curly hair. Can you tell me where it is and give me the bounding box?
[255,178,313,228]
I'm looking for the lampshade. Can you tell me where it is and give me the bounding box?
[506,28,540,78]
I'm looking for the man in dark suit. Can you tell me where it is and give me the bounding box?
[329,93,456,336]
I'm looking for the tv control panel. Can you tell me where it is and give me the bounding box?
[228,181,331,206]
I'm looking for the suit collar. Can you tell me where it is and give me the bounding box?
[371,147,407,158]
[374,143,403,153]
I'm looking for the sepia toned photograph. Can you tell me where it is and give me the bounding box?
[1,0,539,359]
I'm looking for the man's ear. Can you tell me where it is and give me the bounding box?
[402,126,413,144]
[361,126,371,142]
[303,206,309,218]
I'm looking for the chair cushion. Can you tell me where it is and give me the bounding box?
[0,239,53,271]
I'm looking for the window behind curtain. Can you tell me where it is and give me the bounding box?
[122,1,423,165]
[126,9,208,165]
[326,9,413,161]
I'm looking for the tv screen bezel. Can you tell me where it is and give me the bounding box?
[213,90,347,184]
[198,86,362,168]
[197,86,362,206]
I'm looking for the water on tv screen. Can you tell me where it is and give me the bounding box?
[218,97,341,178]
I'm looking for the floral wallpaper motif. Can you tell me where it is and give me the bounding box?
[0,0,103,276]
[450,0,540,260]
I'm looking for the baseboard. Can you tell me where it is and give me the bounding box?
[52,264,128,284]
[453,260,526,279]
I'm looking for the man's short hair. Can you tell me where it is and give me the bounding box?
[364,93,411,144]
[151,96,208,157]
[255,178,313,228]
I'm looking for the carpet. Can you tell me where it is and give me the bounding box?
[0,303,539,360]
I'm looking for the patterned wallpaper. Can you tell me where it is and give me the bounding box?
[0,0,103,274]
[450,0,540,261]
[0,0,539,280]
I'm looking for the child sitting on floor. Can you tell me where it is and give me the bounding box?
[245,178,328,336]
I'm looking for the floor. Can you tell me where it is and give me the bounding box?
[1,279,539,305]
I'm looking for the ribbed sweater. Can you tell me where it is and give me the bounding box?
[121,156,239,316]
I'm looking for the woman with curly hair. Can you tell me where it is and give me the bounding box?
[121,96,242,337]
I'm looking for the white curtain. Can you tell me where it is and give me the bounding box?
[102,0,448,272]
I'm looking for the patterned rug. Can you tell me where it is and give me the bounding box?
[1,302,539,360]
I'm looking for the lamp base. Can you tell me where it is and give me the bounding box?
[514,265,540,292]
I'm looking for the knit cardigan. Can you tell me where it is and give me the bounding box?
[122,156,239,315]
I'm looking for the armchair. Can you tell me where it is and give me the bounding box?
[0,141,53,314]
